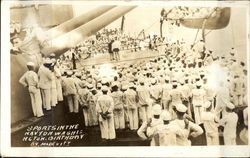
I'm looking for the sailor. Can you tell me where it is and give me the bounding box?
[240,97,248,144]
[179,78,191,110]
[149,78,162,104]
[124,82,139,130]
[61,71,79,113]
[203,76,216,109]
[219,102,238,145]
[169,80,183,118]
[156,110,177,146]
[201,101,219,145]
[112,37,121,61]
[54,61,63,101]
[230,74,244,107]
[50,58,58,107]
[191,81,206,124]
[215,81,230,118]
[78,81,90,126]
[145,104,163,146]
[170,104,203,146]
[137,77,152,123]
[121,84,131,128]
[110,82,125,129]
[96,86,116,140]
[38,58,53,110]
[161,76,172,110]
[86,83,98,126]
[19,62,44,117]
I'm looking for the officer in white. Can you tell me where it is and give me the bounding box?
[219,102,238,145]
[38,58,53,110]
[201,101,219,145]
[169,104,203,146]
[96,86,116,140]
[19,62,44,117]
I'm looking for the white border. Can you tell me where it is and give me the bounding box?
[1,1,250,157]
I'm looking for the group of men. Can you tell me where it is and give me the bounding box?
[19,54,63,117]
[19,30,248,146]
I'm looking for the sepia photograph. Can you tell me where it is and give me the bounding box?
[1,0,250,157]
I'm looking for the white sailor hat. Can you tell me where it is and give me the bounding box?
[196,81,202,86]
[101,86,109,92]
[87,78,92,83]
[184,76,189,80]
[226,102,235,110]
[129,82,134,88]
[179,79,184,84]
[160,110,172,121]
[101,78,108,84]
[151,78,157,84]
[172,81,178,86]
[81,76,86,80]
[87,83,93,89]
[75,72,81,77]
[111,81,118,87]
[44,58,52,64]
[204,101,211,108]
[26,61,35,66]
[175,104,187,113]
[97,83,102,88]
[50,53,56,57]
[122,84,128,90]
[139,78,144,83]
[66,71,73,76]
[165,76,170,81]
[152,104,162,115]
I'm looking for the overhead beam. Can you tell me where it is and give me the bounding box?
[45,5,116,39]
[41,6,137,57]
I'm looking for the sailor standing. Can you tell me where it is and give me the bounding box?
[19,62,44,117]
[38,58,53,110]
[137,78,152,122]
[50,59,58,107]
[61,71,79,113]
[110,83,125,129]
[169,104,203,146]
[96,86,116,140]
[54,62,63,101]
[161,76,172,110]
[124,82,139,130]
[169,80,183,118]
[201,101,220,145]
[146,104,163,146]
[157,110,177,146]
[191,81,206,124]
[219,102,238,145]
